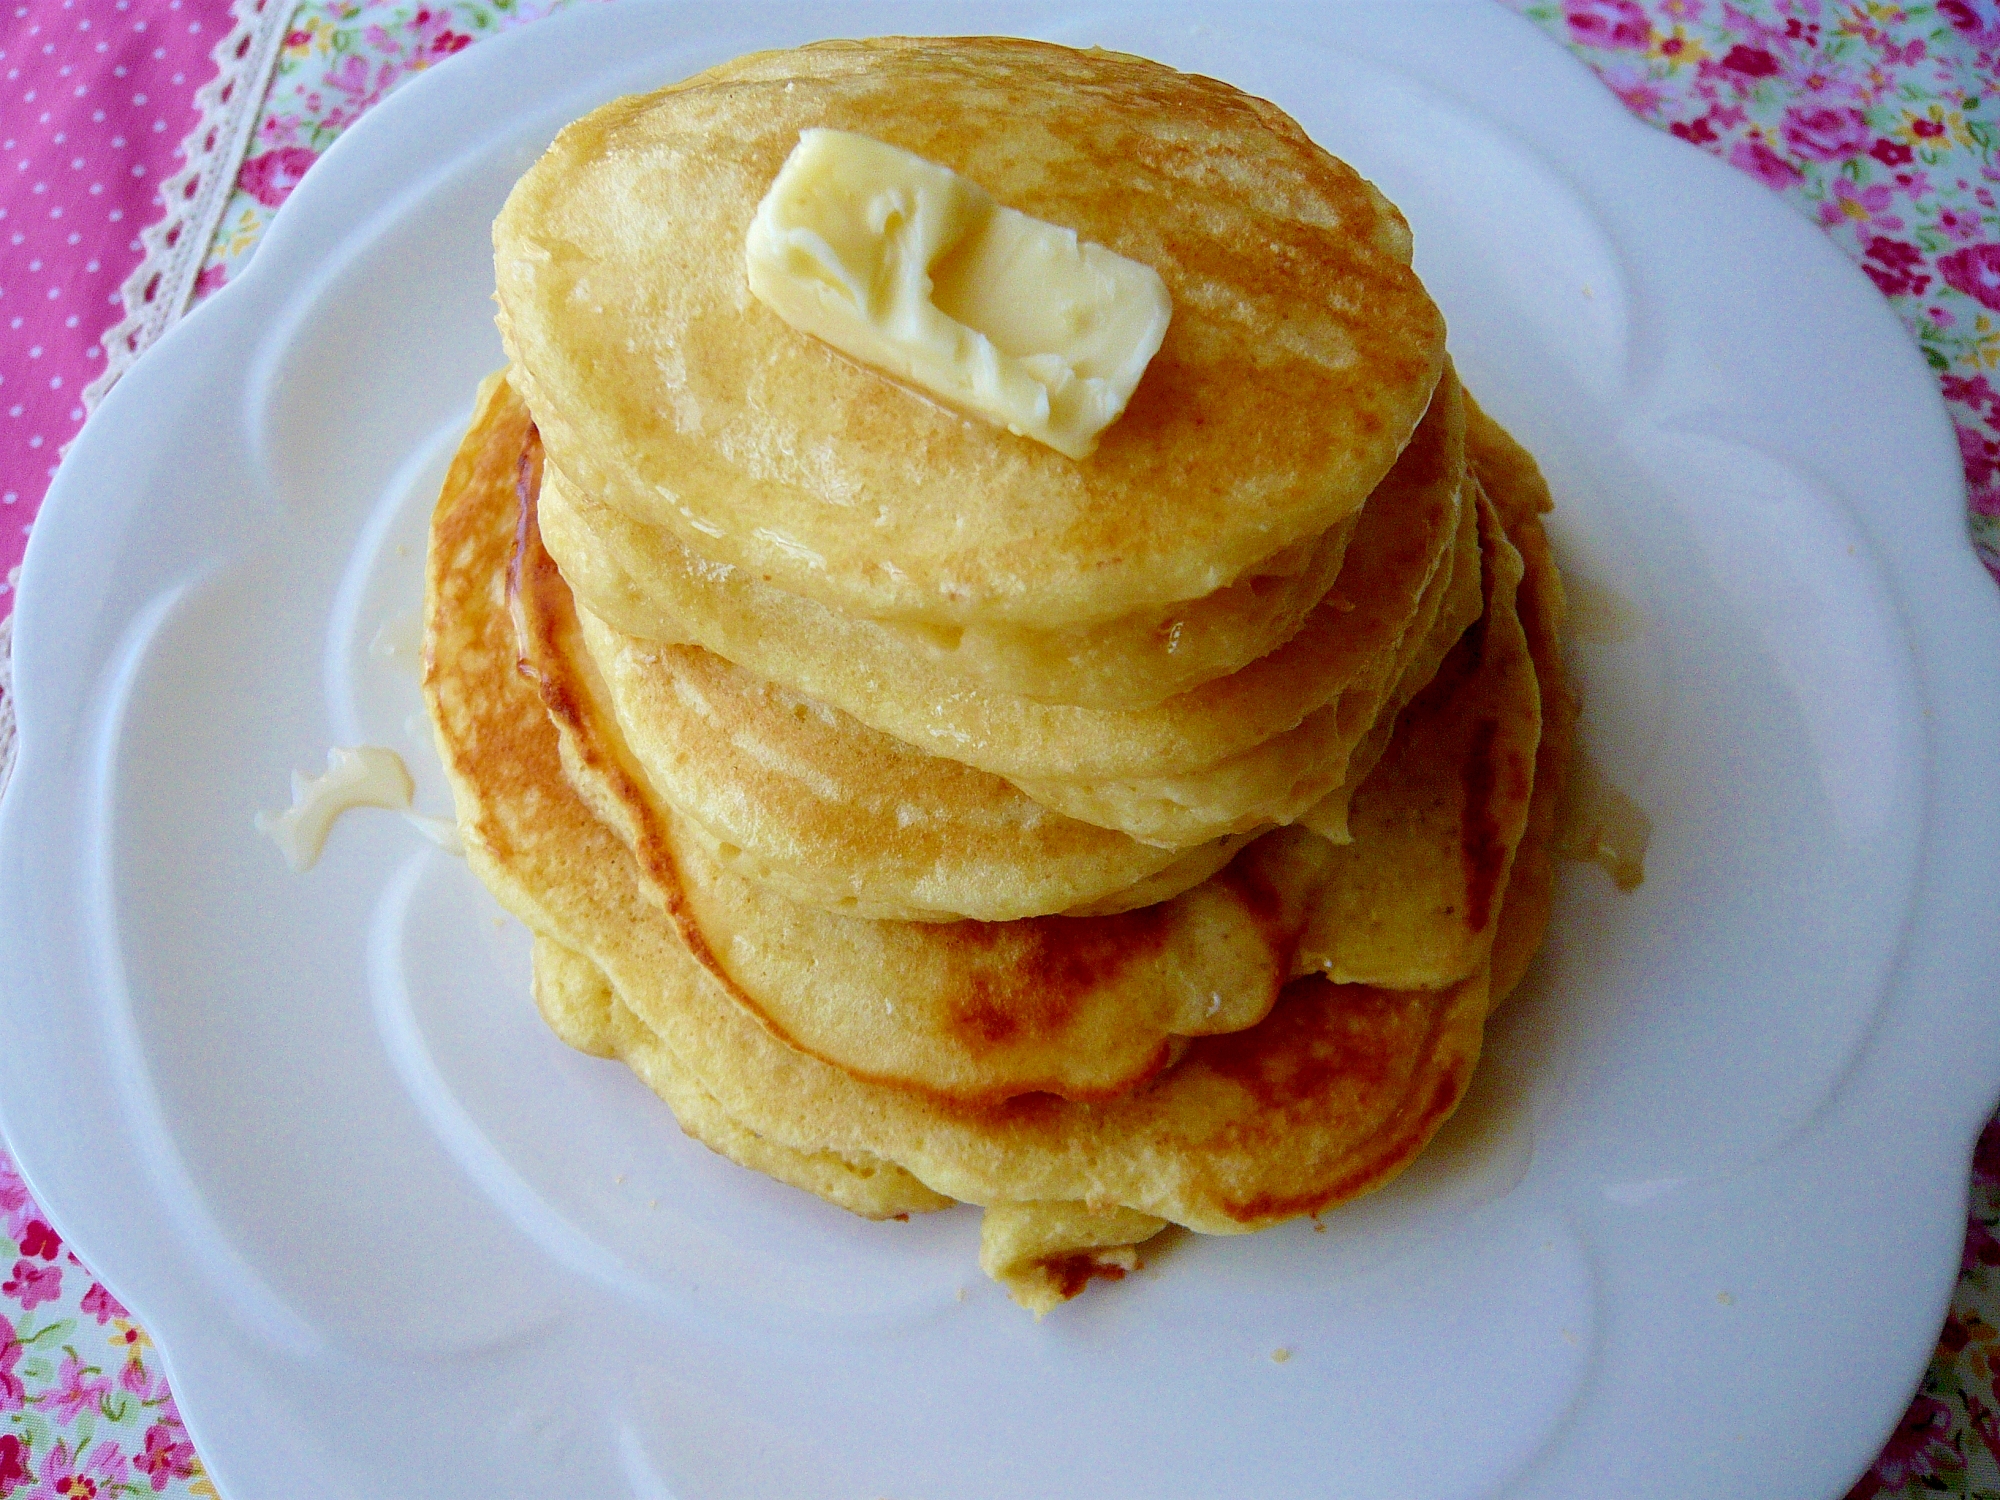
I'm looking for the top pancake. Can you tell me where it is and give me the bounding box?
[494,37,1447,630]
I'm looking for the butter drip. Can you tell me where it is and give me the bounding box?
[744,129,1171,459]
[255,746,462,871]
[1555,746,1650,891]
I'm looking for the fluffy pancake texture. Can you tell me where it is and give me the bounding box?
[495,36,1446,630]
[512,415,1248,924]
[424,433,1491,1231]
[536,368,1468,850]
[539,461,1360,710]
[434,37,1578,1315]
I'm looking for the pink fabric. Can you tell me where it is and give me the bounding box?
[0,0,230,611]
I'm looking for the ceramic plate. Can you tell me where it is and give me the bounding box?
[5,3,1998,1495]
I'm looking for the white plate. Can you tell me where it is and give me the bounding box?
[5,2,1998,1495]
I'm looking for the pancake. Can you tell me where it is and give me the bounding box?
[444,33,1588,1313]
[569,606,1251,923]
[532,933,954,1220]
[1298,490,1539,991]
[492,383,1251,923]
[1465,399,1574,1007]
[533,368,1467,848]
[544,462,1358,708]
[429,388,1487,1232]
[481,376,1311,1103]
[495,37,1446,631]
[425,455,1490,1228]
[977,1202,1169,1317]
[1298,471,1488,848]
[1014,454,1481,847]
[440,367,1542,1106]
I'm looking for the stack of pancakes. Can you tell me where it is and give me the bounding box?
[423,38,1575,1314]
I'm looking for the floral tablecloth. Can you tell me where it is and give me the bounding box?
[0,1,1995,1495]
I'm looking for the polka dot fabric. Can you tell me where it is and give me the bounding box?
[0,0,228,609]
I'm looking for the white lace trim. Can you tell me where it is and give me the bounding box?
[80,0,297,416]
[6,0,296,802]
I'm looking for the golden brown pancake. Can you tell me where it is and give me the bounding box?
[444,33,1585,1312]
[484,372,1311,1102]
[568,604,1251,923]
[542,459,1359,709]
[534,368,1467,849]
[977,1202,1169,1317]
[532,934,954,1220]
[1465,399,1574,1006]
[425,389,1490,1236]
[483,383,1255,922]
[495,38,1446,632]
[1298,491,1539,991]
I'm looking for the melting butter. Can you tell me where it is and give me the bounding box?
[403,812,465,856]
[745,129,1171,459]
[1555,746,1650,891]
[255,746,450,872]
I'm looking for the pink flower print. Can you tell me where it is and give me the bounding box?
[47,1352,111,1424]
[1720,44,1780,77]
[22,1438,127,1500]
[1563,0,1652,50]
[133,1424,195,1493]
[1603,65,1667,116]
[1942,372,1999,419]
[238,148,320,211]
[2,1260,59,1311]
[1941,244,2000,311]
[16,1223,58,1262]
[1780,13,1821,49]
[1729,137,1803,190]
[1782,104,1871,162]
[117,1355,168,1404]
[0,1157,30,1242]
[1968,1214,2000,1274]
[406,5,468,61]
[0,1315,23,1413]
[1870,1394,1959,1487]
[1862,236,1933,299]
[1670,112,1719,146]
[1939,0,2000,50]
[1966,1390,2000,1479]
[1895,168,1936,200]
[1938,207,1983,245]
[1818,178,1904,233]
[364,23,397,51]
[1974,1114,2000,1187]
[1959,422,2000,489]
[192,264,229,303]
[1870,138,1915,168]
[0,1433,28,1497]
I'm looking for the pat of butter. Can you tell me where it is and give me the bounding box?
[745,129,1170,460]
